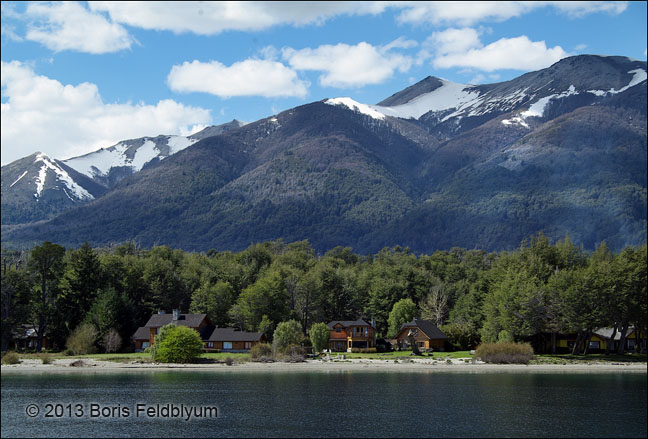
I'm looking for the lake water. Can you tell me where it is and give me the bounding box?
[1,370,646,438]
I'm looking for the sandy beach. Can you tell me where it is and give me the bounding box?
[2,357,646,374]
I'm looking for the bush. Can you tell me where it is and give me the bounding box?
[40,354,53,364]
[249,343,273,361]
[2,351,20,365]
[476,342,534,364]
[66,323,98,355]
[497,330,514,343]
[280,344,305,363]
[309,322,330,354]
[272,320,303,353]
[102,328,122,353]
[152,325,203,363]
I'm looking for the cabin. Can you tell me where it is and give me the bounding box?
[327,319,376,352]
[131,310,212,352]
[528,327,647,354]
[11,324,50,351]
[131,310,264,352]
[395,318,448,351]
[203,327,265,352]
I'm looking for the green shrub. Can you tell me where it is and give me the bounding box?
[249,343,273,360]
[152,325,203,363]
[40,354,53,364]
[309,322,330,354]
[272,320,303,353]
[66,323,98,355]
[2,351,20,365]
[476,342,534,364]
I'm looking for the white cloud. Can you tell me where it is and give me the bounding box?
[23,2,134,54]
[166,59,309,98]
[283,41,413,88]
[427,28,482,55]
[1,61,212,165]
[89,1,388,35]
[428,28,569,72]
[394,1,627,26]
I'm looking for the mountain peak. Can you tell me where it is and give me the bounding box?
[377,76,445,106]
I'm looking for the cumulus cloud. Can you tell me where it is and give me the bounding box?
[394,1,627,26]
[427,28,569,72]
[282,41,414,88]
[1,61,212,165]
[89,1,388,35]
[166,59,309,98]
[23,1,134,54]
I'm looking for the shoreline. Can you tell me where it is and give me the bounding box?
[2,358,646,374]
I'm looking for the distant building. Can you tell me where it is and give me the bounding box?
[327,319,376,352]
[131,310,264,352]
[395,318,448,351]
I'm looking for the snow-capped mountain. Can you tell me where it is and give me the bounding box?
[3,55,646,254]
[64,119,246,188]
[327,55,646,136]
[1,152,107,225]
[1,120,246,224]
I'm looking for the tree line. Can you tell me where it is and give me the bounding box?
[1,234,645,355]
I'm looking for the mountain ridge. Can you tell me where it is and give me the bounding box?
[2,55,646,253]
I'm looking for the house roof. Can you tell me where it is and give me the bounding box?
[131,326,149,340]
[594,327,635,341]
[327,319,374,329]
[143,313,208,328]
[398,319,448,340]
[207,327,264,342]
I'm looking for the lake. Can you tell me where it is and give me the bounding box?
[1,370,646,438]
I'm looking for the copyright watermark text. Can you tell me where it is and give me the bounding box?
[25,403,218,421]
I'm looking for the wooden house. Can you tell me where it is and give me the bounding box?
[131,310,211,351]
[395,318,448,351]
[327,319,376,352]
[203,327,265,352]
[131,310,264,352]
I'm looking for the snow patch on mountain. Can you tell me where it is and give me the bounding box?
[375,80,482,120]
[10,170,28,187]
[32,153,93,200]
[325,97,386,120]
[64,135,199,180]
[166,135,197,155]
[587,68,647,96]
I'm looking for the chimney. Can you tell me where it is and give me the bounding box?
[172,309,180,321]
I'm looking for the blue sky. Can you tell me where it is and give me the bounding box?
[1,1,646,165]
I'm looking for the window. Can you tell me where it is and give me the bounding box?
[142,342,149,349]
[224,342,233,350]
[245,342,252,349]
[588,341,600,350]
[206,342,214,348]
[336,328,342,332]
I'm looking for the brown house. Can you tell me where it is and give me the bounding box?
[132,310,212,351]
[11,325,50,351]
[327,319,376,352]
[131,310,264,352]
[203,328,265,352]
[395,319,448,351]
